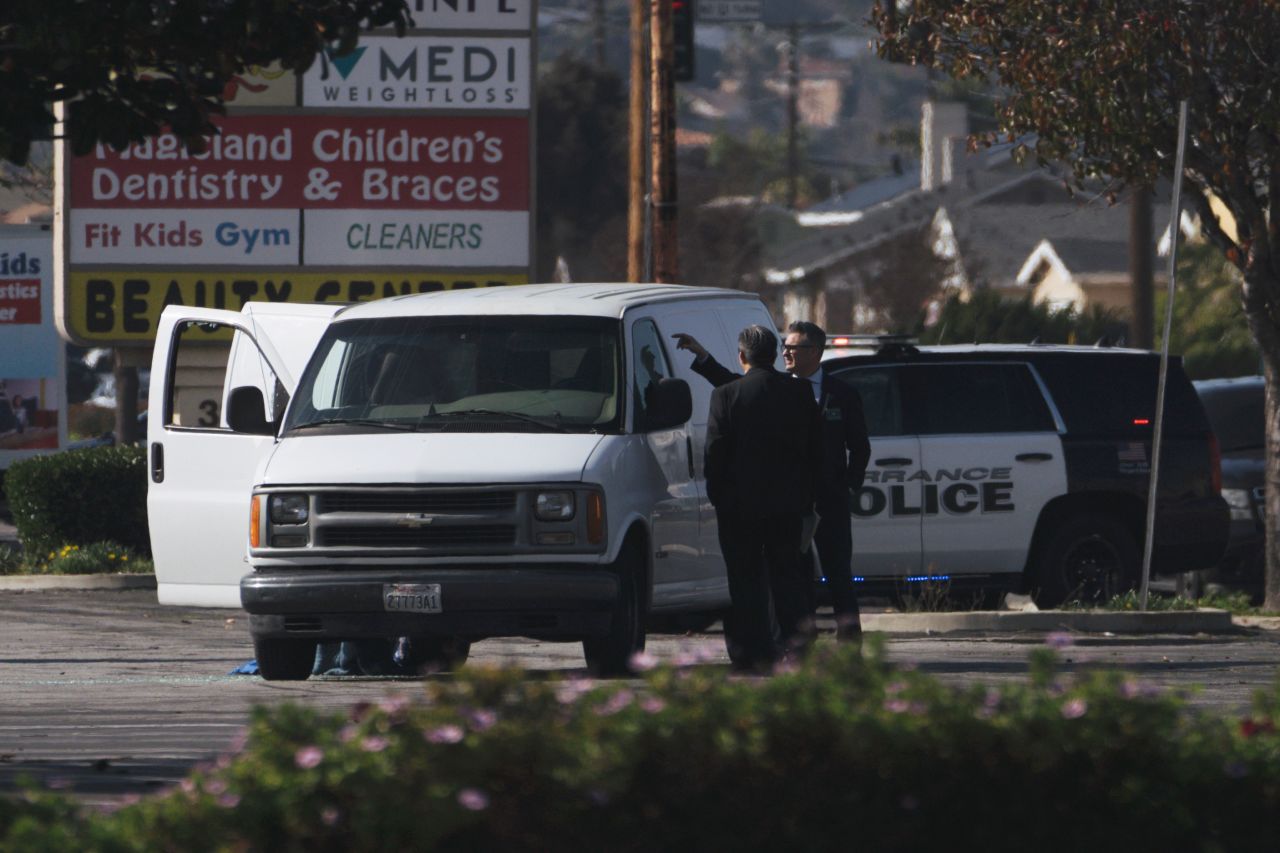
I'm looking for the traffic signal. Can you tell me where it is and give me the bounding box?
[673,0,695,82]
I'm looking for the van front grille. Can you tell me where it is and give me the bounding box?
[319,525,517,548]
[317,492,516,514]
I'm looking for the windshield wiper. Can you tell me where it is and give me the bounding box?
[288,417,414,432]
[416,408,567,432]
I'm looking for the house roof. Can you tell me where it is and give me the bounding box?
[767,150,1181,289]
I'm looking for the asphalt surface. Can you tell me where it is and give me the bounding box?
[1,588,1279,809]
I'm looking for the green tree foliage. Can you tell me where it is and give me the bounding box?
[919,290,1124,346]
[873,0,1280,608]
[534,54,628,281]
[705,128,823,206]
[0,0,411,165]
[1158,243,1260,379]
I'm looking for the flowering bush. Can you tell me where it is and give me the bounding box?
[17,541,151,576]
[3,638,1280,851]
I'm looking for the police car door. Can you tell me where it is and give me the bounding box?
[826,364,923,576]
[147,304,338,607]
[908,362,1067,577]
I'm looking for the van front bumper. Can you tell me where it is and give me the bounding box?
[241,566,618,642]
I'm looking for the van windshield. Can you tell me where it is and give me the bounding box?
[283,315,623,435]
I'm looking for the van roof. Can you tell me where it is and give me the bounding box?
[330,283,758,320]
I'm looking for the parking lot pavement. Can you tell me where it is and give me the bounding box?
[1,588,1279,807]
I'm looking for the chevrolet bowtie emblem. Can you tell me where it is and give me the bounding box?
[396,514,436,528]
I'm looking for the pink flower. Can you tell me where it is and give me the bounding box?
[217,794,240,809]
[339,724,359,743]
[180,778,197,794]
[1046,631,1074,649]
[206,779,227,796]
[466,709,498,732]
[596,689,634,716]
[361,736,389,753]
[640,696,666,714]
[457,788,490,811]
[556,678,593,704]
[629,651,659,672]
[426,724,465,744]
[1061,698,1088,719]
[378,695,412,717]
[295,746,324,769]
[321,807,341,827]
[885,681,907,695]
[885,699,910,714]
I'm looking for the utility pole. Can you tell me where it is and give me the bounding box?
[785,20,800,209]
[112,350,139,445]
[649,0,678,282]
[627,0,649,282]
[1129,185,1154,348]
[592,0,607,68]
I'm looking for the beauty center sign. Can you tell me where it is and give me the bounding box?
[69,114,530,267]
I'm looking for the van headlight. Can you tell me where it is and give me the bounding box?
[535,491,575,521]
[269,493,310,525]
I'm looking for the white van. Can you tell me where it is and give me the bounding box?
[146,284,777,679]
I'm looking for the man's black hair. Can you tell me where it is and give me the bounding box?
[787,320,827,347]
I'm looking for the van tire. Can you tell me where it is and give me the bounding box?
[1031,515,1139,609]
[255,638,316,681]
[583,539,646,676]
[402,636,471,673]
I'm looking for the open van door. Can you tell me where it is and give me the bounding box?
[146,303,340,607]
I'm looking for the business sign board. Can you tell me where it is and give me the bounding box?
[68,114,530,268]
[57,21,537,347]
[408,0,533,30]
[69,115,529,211]
[0,226,67,466]
[63,270,529,343]
[302,35,532,110]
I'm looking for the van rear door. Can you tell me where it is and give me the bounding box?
[146,304,338,607]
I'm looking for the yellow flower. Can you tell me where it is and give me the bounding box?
[108,553,116,560]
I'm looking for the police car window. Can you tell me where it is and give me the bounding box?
[829,366,903,437]
[632,319,672,428]
[911,363,1055,434]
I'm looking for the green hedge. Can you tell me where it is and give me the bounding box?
[3,445,150,558]
[3,639,1280,851]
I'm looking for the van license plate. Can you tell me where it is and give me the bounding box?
[383,584,442,613]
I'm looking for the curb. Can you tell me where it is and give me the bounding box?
[0,573,156,591]
[862,608,1237,635]
[0,576,1258,634]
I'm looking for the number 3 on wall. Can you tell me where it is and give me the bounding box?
[198,399,219,427]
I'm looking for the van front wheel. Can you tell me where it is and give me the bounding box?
[254,638,316,681]
[583,540,646,676]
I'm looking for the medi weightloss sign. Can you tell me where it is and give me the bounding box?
[69,114,530,267]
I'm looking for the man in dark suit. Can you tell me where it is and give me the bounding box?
[704,325,824,671]
[674,320,871,641]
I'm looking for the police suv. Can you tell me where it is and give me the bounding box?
[821,337,1230,607]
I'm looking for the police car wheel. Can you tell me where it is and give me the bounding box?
[583,536,647,677]
[254,637,317,681]
[401,636,471,673]
[1032,515,1139,609]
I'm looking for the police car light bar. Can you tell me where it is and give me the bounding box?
[825,334,919,348]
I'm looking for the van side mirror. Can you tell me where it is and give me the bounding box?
[641,377,693,431]
[227,386,276,435]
